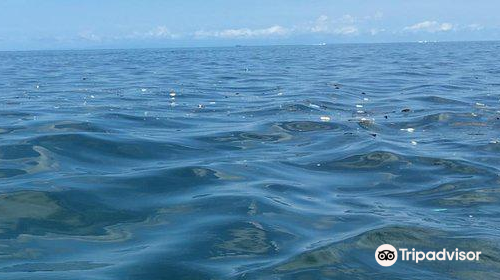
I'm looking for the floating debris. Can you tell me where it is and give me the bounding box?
[356,104,363,108]
[411,140,418,145]
[475,102,485,107]
[400,128,415,133]
[358,118,375,127]
[198,104,205,109]
[401,108,411,113]
[169,91,176,97]
[320,116,331,122]
[141,88,147,92]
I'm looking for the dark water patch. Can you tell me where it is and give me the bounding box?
[213,222,276,256]
[389,112,492,131]
[392,179,500,208]
[96,166,226,195]
[51,121,109,133]
[200,131,290,145]
[114,260,211,280]
[0,190,140,239]
[103,112,169,122]
[262,183,309,195]
[292,151,494,176]
[0,111,33,118]
[0,261,110,272]
[27,133,198,162]
[0,126,23,135]
[310,151,403,170]
[412,95,470,106]
[0,144,41,160]
[275,121,344,132]
[437,188,500,207]
[101,113,196,129]
[0,168,27,178]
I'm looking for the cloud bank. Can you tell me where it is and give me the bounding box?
[70,14,492,47]
[404,21,454,32]
[194,25,289,39]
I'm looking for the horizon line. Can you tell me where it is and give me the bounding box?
[1,39,498,53]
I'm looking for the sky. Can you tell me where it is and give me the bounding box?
[0,0,499,50]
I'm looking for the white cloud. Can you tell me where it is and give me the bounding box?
[466,23,484,31]
[309,15,358,35]
[333,26,359,35]
[310,15,329,33]
[78,31,101,42]
[369,28,385,35]
[339,14,356,24]
[373,11,384,20]
[404,21,454,32]
[194,25,289,38]
[119,26,180,40]
[145,26,178,39]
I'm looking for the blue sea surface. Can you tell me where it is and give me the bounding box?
[1,42,500,279]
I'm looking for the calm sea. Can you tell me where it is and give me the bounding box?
[1,42,500,279]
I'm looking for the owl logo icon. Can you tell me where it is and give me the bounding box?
[375,244,398,266]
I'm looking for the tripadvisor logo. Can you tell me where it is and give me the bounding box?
[375,244,482,267]
[375,244,398,266]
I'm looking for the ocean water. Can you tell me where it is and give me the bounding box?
[1,42,500,279]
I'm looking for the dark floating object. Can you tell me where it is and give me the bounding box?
[384,115,388,119]
[401,108,411,113]
[361,92,366,95]
[370,133,377,137]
